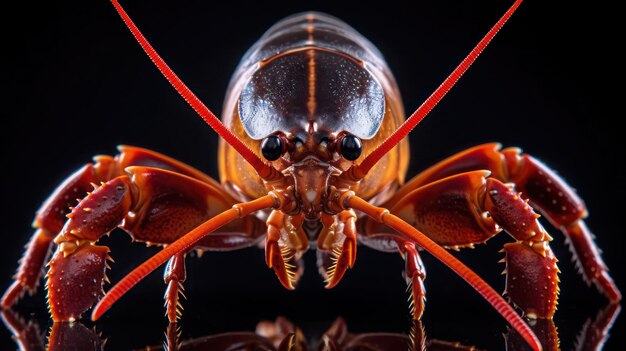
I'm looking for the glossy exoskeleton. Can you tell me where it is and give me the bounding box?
[2,1,620,350]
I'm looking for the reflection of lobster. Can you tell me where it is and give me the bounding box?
[2,304,620,351]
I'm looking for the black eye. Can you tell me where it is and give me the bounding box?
[340,134,362,161]
[261,135,283,161]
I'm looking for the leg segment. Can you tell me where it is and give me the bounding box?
[363,171,559,318]
[1,229,54,309]
[48,165,263,321]
[266,211,308,290]
[504,303,620,351]
[92,194,276,322]
[504,148,619,301]
[347,194,542,351]
[392,143,620,301]
[398,240,426,320]
[502,243,559,319]
[48,175,132,321]
[2,146,218,309]
[164,252,187,323]
[1,161,109,308]
[317,210,357,288]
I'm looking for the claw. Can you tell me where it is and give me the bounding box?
[266,239,296,290]
[46,245,110,322]
[265,213,304,290]
[322,240,354,289]
[318,211,357,288]
[503,242,558,319]
[485,178,551,245]
[345,235,356,269]
[61,177,132,242]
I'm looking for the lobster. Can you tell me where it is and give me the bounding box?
[1,1,620,350]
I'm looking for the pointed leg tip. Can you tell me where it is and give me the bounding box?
[1,282,24,309]
[597,272,622,302]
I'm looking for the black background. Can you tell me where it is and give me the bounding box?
[1,1,624,349]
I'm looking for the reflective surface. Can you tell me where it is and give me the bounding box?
[2,303,620,350]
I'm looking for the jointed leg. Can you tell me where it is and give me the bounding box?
[347,193,542,351]
[365,170,559,318]
[1,229,55,309]
[164,252,187,323]
[52,166,264,322]
[391,143,620,301]
[92,194,276,321]
[24,162,261,322]
[397,240,426,320]
[317,210,357,288]
[265,210,308,290]
[352,232,427,319]
[1,146,218,309]
[1,160,112,308]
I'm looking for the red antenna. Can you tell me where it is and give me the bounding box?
[357,0,523,176]
[110,0,271,177]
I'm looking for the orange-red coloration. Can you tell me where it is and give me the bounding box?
[63,177,133,242]
[47,245,110,321]
[399,240,426,319]
[376,143,620,305]
[163,253,187,323]
[346,195,542,351]
[91,194,277,321]
[2,2,621,351]
[504,243,559,318]
[0,229,53,308]
[485,179,548,243]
